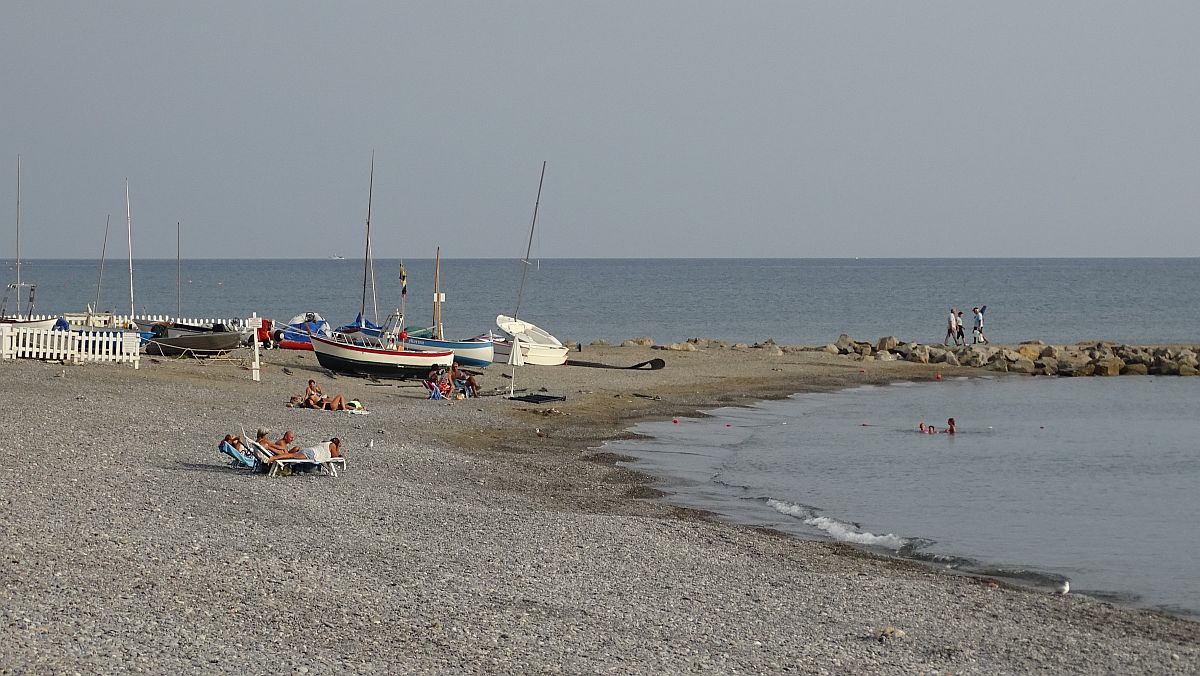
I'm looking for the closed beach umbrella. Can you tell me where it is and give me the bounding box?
[508,336,524,396]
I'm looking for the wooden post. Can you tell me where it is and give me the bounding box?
[251,313,261,382]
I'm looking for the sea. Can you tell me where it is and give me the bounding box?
[6,257,1200,615]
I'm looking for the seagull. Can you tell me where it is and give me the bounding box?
[367,439,374,449]
[1057,580,1070,595]
[535,428,545,437]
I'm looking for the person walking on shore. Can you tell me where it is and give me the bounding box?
[944,308,960,346]
[956,310,966,345]
[972,306,988,344]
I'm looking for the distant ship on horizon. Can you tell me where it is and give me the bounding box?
[330,255,346,260]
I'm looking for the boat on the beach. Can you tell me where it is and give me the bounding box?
[309,330,452,378]
[401,249,495,366]
[488,162,568,366]
[272,311,331,350]
[487,315,569,366]
[142,322,243,357]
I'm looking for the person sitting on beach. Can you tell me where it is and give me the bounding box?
[426,367,453,398]
[303,379,348,411]
[255,429,299,457]
[221,434,247,452]
[449,363,480,398]
[946,418,956,434]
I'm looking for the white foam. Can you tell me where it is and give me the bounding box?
[767,499,908,550]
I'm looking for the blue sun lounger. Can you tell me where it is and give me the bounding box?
[218,440,257,469]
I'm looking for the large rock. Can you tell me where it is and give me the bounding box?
[821,344,839,354]
[927,347,948,363]
[1017,344,1044,361]
[1092,358,1124,377]
[1060,360,1095,377]
[1180,364,1199,377]
[1000,348,1023,363]
[875,350,896,362]
[986,357,1009,372]
[1152,358,1180,375]
[834,334,855,351]
[876,336,899,352]
[622,336,654,347]
[1010,358,1037,374]
[1039,345,1061,360]
[1120,363,1149,375]
[907,346,930,364]
[1035,357,1058,375]
[940,351,960,367]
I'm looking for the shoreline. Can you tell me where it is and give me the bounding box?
[2,345,1197,673]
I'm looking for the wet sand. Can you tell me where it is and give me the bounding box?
[1,344,1196,674]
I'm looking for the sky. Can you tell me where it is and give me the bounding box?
[2,2,1198,259]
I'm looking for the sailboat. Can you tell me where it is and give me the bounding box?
[141,220,242,357]
[486,161,568,366]
[401,248,495,366]
[1,156,59,329]
[311,154,453,378]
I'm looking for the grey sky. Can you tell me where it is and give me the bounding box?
[3,2,1198,258]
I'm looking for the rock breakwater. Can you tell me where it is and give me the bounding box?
[615,335,1199,377]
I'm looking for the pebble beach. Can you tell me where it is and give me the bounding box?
[2,343,1198,674]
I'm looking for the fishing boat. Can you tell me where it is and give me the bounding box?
[272,311,331,350]
[1,156,60,330]
[310,331,452,378]
[489,161,568,366]
[401,249,494,366]
[143,322,243,357]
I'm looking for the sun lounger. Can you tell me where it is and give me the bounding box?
[249,440,346,477]
[218,440,256,469]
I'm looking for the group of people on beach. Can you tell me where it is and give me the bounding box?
[219,429,342,473]
[425,362,481,399]
[918,418,956,435]
[943,306,988,346]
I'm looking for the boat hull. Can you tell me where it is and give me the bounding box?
[491,315,569,366]
[403,336,494,367]
[0,317,59,330]
[144,331,243,357]
[310,333,453,379]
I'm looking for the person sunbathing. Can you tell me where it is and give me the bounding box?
[304,379,349,411]
[220,434,247,452]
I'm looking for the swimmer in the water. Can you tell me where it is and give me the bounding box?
[919,423,927,433]
[946,418,956,434]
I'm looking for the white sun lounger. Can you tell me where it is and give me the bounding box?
[249,440,346,477]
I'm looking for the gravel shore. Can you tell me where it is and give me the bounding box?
[2,345,1197,674]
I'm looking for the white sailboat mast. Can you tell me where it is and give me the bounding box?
[433,247,443,340]
[14,155,21,316]
[361,152,377,323]
[513,161,546,321]
[94,214,110,314]
[126,179,134,320]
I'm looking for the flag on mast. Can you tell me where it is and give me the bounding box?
[399,261,407,296]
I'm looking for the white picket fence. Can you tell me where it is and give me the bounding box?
[0,325,141,368]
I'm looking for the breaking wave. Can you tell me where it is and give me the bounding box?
[766,499,910,550]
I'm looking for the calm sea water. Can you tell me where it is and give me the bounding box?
[610,377,1200,617]
[3,258,1198,344]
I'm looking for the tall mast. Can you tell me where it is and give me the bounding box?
[360,152,374,322]
[14,155,21,315]
[513,161,546,321]
[176,222,181,318]
[94,215,110,313]
[126,179,134,321]
[432,247,443,340]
